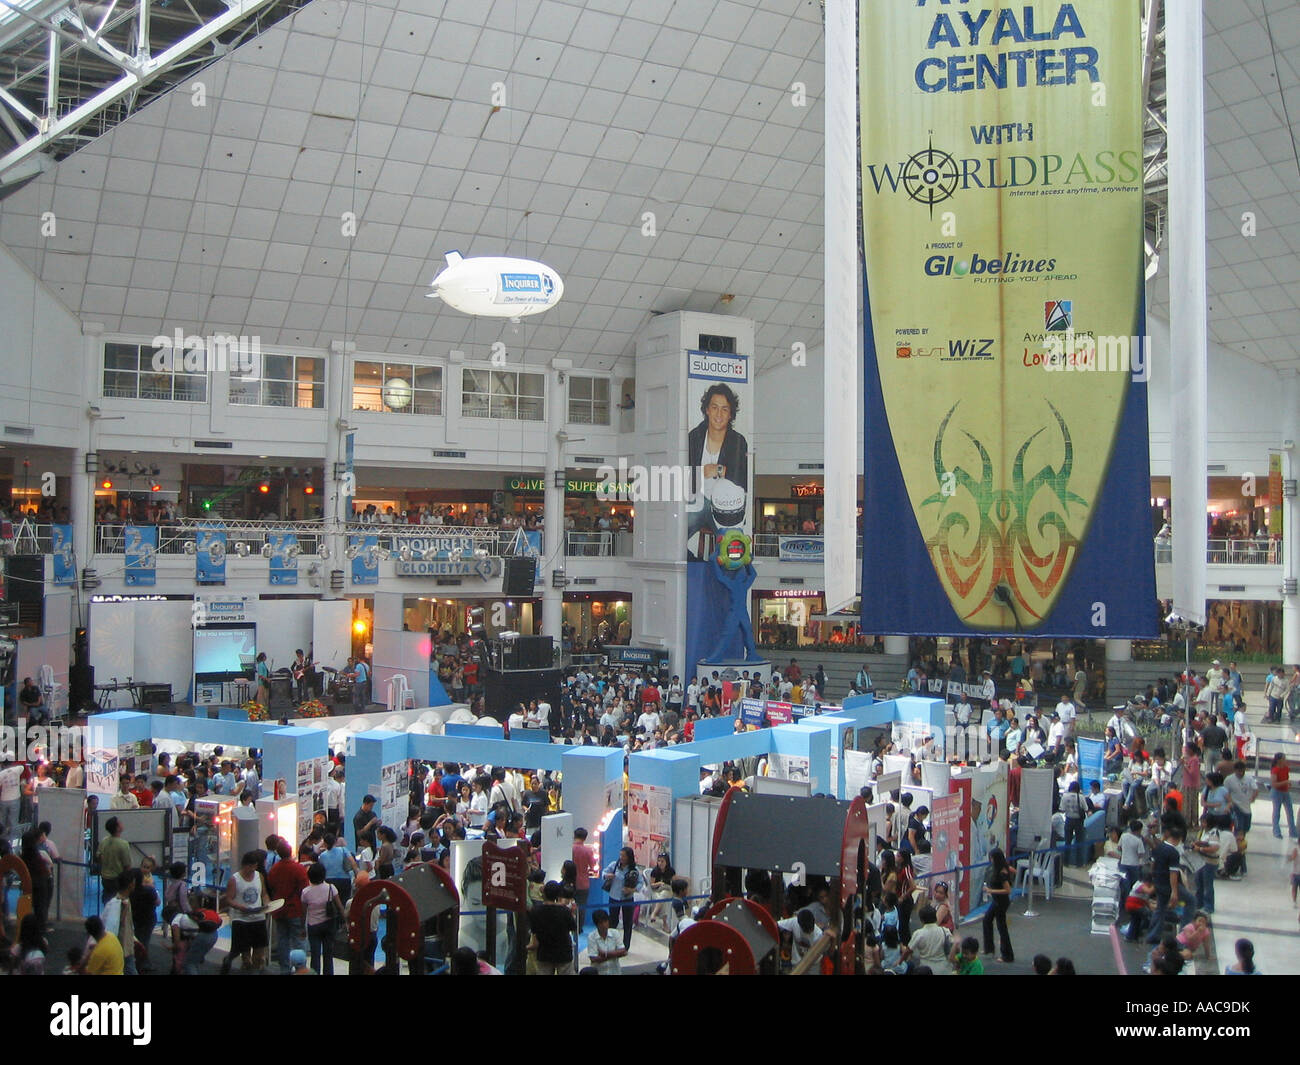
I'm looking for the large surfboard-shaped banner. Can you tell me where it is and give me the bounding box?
[859,0,1157,637]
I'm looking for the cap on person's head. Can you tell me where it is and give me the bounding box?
[363,794,377,805]
[289,949,308,967]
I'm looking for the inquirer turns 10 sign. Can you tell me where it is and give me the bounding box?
[858,0,1156,638]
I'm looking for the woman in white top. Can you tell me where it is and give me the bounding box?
[468,778,490,828]
[222,851,268,972]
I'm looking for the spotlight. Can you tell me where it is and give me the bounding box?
[184,540,197,555]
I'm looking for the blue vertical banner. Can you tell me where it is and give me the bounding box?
[50,523,75,586]
[351,534,379,586]
[522,529,542,556]
[1077,737,1105,789]
[268,530,299,586]
[123,524,157,587]
[343,430,356,521]
[196,524,227,584]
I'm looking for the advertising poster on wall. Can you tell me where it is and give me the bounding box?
[627,781,673,868]
[379,761,405,832]
[296,756,329,844]
[929,792,964,915]
[86,747,119,793]
[844,750,874,797]
[857,0,1155,638]
[767,753,810,785]
[684,347,757,679]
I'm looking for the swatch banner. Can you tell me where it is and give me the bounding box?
[351,534,379,586]
[195,524,226,584]
[858,0,1155,637]
[50,523,75,586]
[122,525,157,587]
[268,530,298,586]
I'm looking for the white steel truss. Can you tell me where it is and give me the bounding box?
[0,0,310,189]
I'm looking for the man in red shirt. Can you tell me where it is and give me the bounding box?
[572,827,597,929]
[130,774,154,808]
[640,676,661,706]
[786,659,803,684]
[266,840,310,972]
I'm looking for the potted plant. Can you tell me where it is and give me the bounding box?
[242,700,269,722]
[296,698,329,719]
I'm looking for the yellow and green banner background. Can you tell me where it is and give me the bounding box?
[859,0,1157,636]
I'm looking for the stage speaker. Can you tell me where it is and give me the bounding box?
[74,627,89,666]
[502,556,537,597]
[4,556,43,603]
[484,667,562,721]
[513,635,553,670]
[70,663,94,712]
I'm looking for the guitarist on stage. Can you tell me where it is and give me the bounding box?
[291,648,313,704]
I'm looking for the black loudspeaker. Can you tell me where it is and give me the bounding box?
[70,664,94,712]
[4,556,43,603]
[484,667,562,721]
[502,556,537,597]
[140,684,173,707]
[513,635,553,670]
[74,627,89,667]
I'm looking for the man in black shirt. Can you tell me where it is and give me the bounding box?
[1200,717,1229,762]
[352,794,380,848]
[1146,826,1186,944]
[527,881,576,975]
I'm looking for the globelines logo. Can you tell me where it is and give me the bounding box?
[924,251,1060,277]
[1045,300,1072,332]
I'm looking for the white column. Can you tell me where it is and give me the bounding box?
[77,323,104,571]
[1104,639,1133,664]
[1166,0,1208,627]
[823,0,858,615]
[1283,383,1299,664]
[324,340,351,592]
[542,360,570,643]
[884,635,909,657]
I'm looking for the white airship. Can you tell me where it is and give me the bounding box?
[426,250,564,318]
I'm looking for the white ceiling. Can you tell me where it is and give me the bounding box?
[0,0,1296,378]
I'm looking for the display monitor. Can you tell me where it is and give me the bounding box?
[193,622,257,683]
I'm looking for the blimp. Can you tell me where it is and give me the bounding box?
[426,251,563,318]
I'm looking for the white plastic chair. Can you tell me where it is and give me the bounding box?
[39,664,65,719]
[1013,850,1056,900]
[387,674,415,712]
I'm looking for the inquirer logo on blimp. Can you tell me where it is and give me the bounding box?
[427,251,563,318]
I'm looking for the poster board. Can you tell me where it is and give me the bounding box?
[767,752,810,785]
[1017,767,1056,850]
[296,755,330,844]
[844,750,874,797]
[627,781,673,868]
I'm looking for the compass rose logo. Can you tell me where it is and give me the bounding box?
[901,136,960,216]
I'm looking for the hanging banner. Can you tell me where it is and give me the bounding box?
[50,523,75,586]
[1077,736,1105,789]
[778,536,824,562]
[268,530,299,586]
[123,524,157,586]
[351,534,379,586]
[196,524,226,584]
[1269,454,1283,537]
[857,0,1155,638]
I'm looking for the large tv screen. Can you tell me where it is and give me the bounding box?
[193,623,257,683]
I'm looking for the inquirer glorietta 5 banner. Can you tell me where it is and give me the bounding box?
[859,0,1156,637]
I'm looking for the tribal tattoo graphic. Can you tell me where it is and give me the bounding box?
[920,401,1087,626]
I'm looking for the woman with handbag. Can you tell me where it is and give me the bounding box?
[600,847,642,950]
[302,862,347,975]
